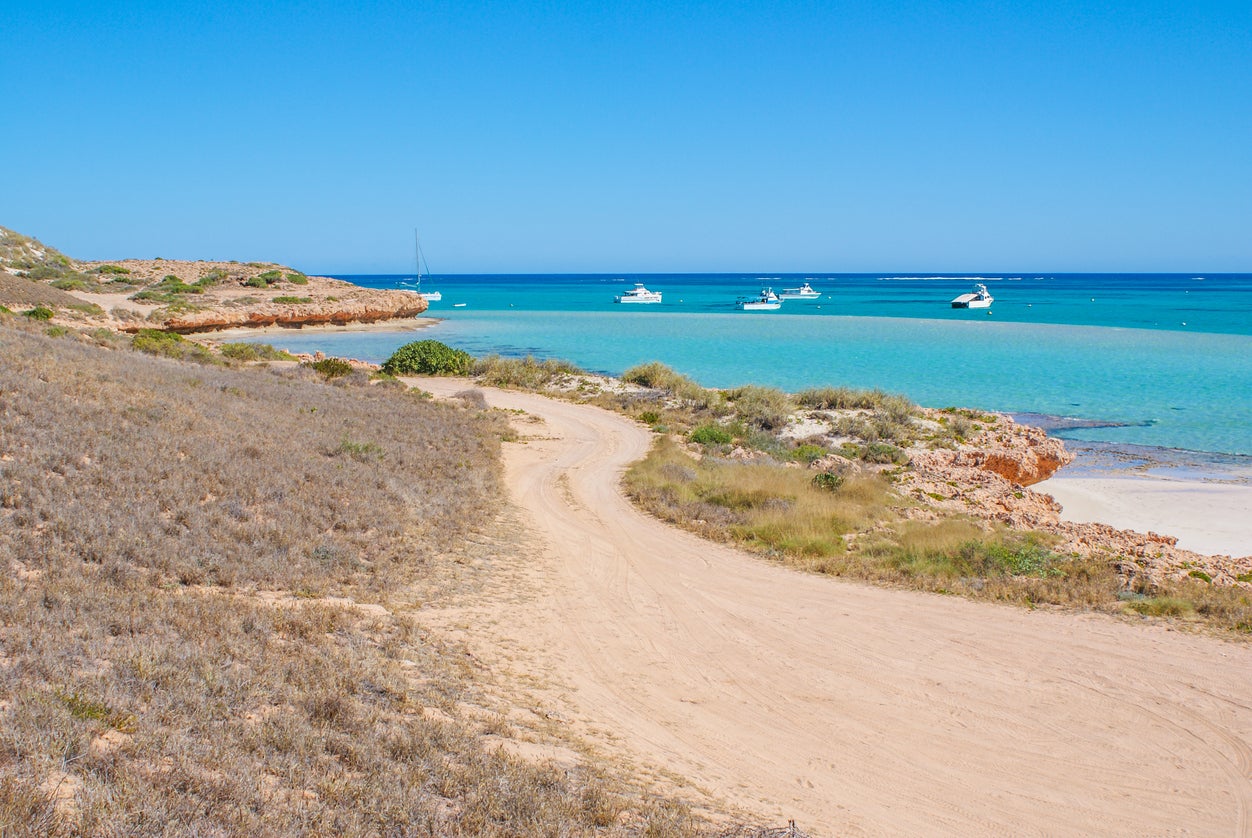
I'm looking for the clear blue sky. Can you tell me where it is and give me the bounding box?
[3,0,1249,273]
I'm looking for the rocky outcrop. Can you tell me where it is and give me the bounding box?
[146,290,428,333]
[920,413,1073,485]
[895,413,1251,588]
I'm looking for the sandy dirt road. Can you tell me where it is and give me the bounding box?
[413,379,1252,836]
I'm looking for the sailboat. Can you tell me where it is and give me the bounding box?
[413,231,441,302]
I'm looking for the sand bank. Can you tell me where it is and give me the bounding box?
[1037,474,1252,557]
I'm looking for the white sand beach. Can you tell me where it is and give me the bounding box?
[1037,475,1252,557]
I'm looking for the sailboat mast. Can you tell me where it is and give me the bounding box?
[414,229,421,291]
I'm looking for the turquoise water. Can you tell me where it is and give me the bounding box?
[248,273,1252,457]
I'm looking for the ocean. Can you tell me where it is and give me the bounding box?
[242,273,1252,463]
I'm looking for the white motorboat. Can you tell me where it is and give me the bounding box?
[412,231,441,302]
[779,281,820,300]
[737,288,782,311]
[950,283,993,309]
[614,282,662,304]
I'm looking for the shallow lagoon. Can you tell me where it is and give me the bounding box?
[249,273,1252,457]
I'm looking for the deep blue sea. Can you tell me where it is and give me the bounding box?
[244,273,1252,460]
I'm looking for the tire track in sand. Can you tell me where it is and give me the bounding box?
[413,378,1252,837]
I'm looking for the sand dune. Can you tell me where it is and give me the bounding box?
[413,378,1252,836]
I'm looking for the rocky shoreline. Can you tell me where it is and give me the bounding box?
[0,228,427,334]
[894,412,1250,587]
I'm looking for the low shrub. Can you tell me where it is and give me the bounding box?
[812,472,844,492]
[862,442,909,465]
[690,424,733,445]
[309,357,354,379]
[286,272,309,285]
[92,264,131,275]
[22,305,54,321]
[272,295,313,304]
[792,443,828,463]
[131,328,185,354]
[1125,597,1195,618]
[245,270,285,288]
[220,342,295,362]
[383,340,473,376]
[471,354,582,388]
[621,361,711,404]
[724,385,793,430]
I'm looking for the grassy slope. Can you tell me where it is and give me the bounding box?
[0,320,703,836]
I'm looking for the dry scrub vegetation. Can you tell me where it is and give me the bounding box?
[0,319,707,836]
[463,357,1252,635]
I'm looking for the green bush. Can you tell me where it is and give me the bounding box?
[862,442,909,465]
[812,472,845,492]
[132,274,202,302]
[272,296,312,304]
[382,340,473,376]
[286,272,309,285]
[639,410,661,425]
[955,536,1061,577]
[792,443,828,463]
[131,328,185,355]
[245,270,284,288]
[309,358,354,379]
[50,277,91,291]
[93,264,131,275]
[689,424,733,445]
[22,305,54,321]
[220,342,294,362]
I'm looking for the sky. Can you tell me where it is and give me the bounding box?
[2,0,1249,273]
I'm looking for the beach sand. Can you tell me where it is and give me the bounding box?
[1037,475,1252,557]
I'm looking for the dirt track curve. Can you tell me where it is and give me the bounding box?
[413,378,1252,837]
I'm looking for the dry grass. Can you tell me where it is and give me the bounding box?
[0,272,92,310]
[0,319,714,836]
[624,437,1252,632]
[625,437,889,559]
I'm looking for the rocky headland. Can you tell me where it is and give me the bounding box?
[0,226,427,334]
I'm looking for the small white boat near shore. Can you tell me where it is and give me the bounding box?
[737,288,782,311]
[615,282,662,304]
[950,283,993,309]
[778,281,820,300]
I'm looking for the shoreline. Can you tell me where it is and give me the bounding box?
[227,318,1252,561]
[203,316,439,340]
[1036,473,1252,557]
